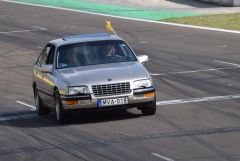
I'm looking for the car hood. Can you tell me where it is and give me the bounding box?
[57,62,149,86]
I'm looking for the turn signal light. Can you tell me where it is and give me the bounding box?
[64,100,78,105]
[145,92,154,97]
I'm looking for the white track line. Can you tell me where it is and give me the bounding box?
[151,60,240,76]
[150,73,165,76]
[0,114,37,121]
[8,51,35,55]
[157,94,240,106]
[16,101,36,110]
[151,153,174,161]
[0,26,47,34]
[139,41,148,44]
[151,66,240,76]
[0,101,37,121]
[32,26,47,30]
[214,60,240,67]
[172,66,238,74]
[1,0,240,34]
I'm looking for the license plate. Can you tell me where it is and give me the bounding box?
[98,97,128,107]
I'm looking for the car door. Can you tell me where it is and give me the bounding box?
[34,45,48,100]
[40,44,56,107]
[35,44,55,106]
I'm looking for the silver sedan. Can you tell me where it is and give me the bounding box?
[32,33,156,123]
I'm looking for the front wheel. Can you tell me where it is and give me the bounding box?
[34,88,50,115]
[140,102,156,116]
[54,90,67,124]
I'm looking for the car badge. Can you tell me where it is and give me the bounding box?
[108,78,112,81]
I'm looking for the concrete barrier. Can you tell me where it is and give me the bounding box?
[198,0,240,6]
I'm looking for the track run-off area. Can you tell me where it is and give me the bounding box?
[0,1,240,161]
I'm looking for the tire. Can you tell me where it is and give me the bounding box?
[34,88,50,115]
[140,102,156,116]
[54,90,67,124]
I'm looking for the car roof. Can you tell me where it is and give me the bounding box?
[50,33,124,46]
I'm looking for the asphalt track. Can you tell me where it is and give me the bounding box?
[0,1,240,161]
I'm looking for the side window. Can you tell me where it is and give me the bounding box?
[36,48,45,66]
[40,44,55,66]
[46,45,55,65]
[41,45,51,66]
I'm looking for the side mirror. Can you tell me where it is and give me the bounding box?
[40,64,53,74]
[137,55,149,64]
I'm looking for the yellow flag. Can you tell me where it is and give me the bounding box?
[106,20,113,32]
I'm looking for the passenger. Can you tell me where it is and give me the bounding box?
[65,49,79,67]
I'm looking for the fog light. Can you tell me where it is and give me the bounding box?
[64,100,79,105]
[145,92,154,97]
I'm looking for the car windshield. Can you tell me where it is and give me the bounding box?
[56,40,137,69]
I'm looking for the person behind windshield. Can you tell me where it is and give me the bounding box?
[104,45,117,57]
[59,48,79,68]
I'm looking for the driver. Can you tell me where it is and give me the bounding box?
[65,49,79,67]
[105,45,116,57]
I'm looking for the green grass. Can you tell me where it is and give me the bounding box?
[164,13,240,31]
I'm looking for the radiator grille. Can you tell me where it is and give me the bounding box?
[92,82,131,97]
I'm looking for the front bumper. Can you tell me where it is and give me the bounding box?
[60,87,156,110]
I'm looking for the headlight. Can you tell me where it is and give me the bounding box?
[69,86,90,95]
[133,79,151,89]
